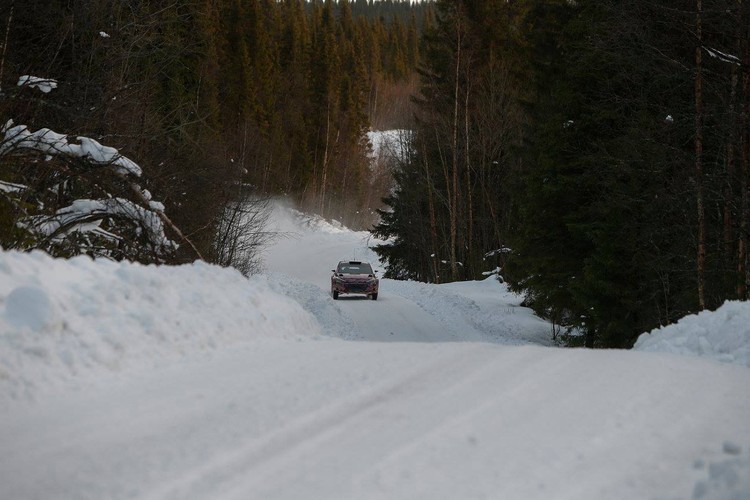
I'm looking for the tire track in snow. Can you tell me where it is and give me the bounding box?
[139,344,531,500]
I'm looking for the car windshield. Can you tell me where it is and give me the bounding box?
[337,263,374,275]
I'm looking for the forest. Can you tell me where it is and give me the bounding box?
[1,0,749,348]
[373,0,750,347]
[0,0,428,270]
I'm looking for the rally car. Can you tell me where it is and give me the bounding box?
[331,261,379,300]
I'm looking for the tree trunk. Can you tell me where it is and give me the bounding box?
[0,1,13,93]
[423,150,440,283]
[319,100,331,215]
[449,8,462,281]
[725,66,738,270]
[695,0,706,310]
[737,0,750,300]
[464,79,473,277]
[739,42,750,300]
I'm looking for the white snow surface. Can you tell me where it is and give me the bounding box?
[1,200,749,500]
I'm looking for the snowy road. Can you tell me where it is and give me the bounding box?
[262,207,550,345]
[263,216,466,343]
[1,203,750,499]
[4,338,749,500]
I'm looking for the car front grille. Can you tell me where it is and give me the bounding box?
[341,279,373,293]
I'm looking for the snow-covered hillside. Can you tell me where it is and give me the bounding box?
[1,201,749,500]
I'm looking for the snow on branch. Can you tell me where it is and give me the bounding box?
[20,198,175,250]
[1,121,142,176]
[484,247,513,258]
[0,118,207,260]
[0,120,196,260]
[703,46,742,66]
[0,180,27,194]
[16,75,58,93]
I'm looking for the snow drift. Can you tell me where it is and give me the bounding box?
[0,250,319,403]
[634,300,750,367]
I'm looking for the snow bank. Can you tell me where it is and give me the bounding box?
[0,250,321,403]
[264,273,361,340]
[634,301,750,367]
[387,277,555,346]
